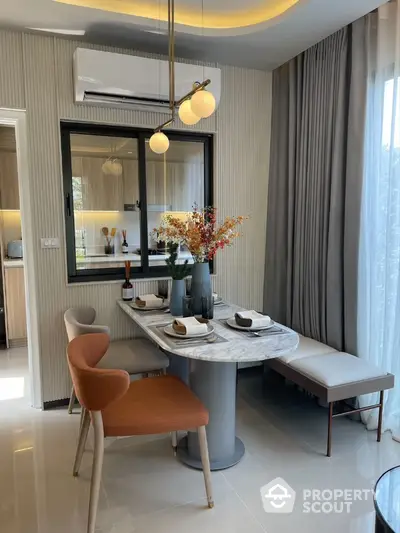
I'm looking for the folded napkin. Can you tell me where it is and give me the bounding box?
[235,310,271,329]
[136,294,164,308]
[173,317,208,336]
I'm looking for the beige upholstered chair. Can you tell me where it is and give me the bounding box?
[64,307,169,413]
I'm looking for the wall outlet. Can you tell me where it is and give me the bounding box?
[41,238,60,249]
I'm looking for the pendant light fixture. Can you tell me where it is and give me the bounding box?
[149,131,170,154]
[178,99,201,125]
[149,0,216,153]
[190,89,216,118]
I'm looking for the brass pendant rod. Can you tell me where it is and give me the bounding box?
[154,79,211,132]
[167,0,175,118]
[155,117,175,132]
[153,0,210,134]
[171,0,175,116]
[176,79,211,106]
[168,0,171,107]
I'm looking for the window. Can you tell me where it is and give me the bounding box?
[61,123,213,283]
[382,77,400,149]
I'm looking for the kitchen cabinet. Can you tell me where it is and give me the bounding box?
[70,156,204,212]
[0,152,20,209]
[72,156,124,211]
[146,161,204,211]
[4,266,27,347]
[146,161,170,206]
[122,160,139,207]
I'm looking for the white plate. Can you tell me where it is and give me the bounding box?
[164,323,214,339]
[129,301,169,311]
[226,317,275,331]
[213,297,224,305]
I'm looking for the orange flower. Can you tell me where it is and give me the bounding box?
[151,206,248,263]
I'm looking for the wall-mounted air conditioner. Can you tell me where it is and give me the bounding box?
[73,48,221,113]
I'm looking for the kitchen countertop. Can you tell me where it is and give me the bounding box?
[76,252,193,265]
[3,258,24,268]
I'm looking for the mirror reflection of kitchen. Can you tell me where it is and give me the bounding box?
[0,126,28,355]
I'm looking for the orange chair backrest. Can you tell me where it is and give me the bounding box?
[67,333,130,411]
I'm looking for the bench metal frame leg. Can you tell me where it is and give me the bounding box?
[326,390,385,457]
[327,402,333,457]
[377,390,384,442]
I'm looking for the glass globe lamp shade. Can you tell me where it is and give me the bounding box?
[190,89,216,119]
[102,159,123,176]
[178,100,200,125]
[149,132,170,154]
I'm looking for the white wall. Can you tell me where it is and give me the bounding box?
[0,29,272,403]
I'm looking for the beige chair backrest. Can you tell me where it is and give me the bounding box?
[64,307,110,341]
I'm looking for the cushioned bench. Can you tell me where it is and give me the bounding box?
[266,336,395,456]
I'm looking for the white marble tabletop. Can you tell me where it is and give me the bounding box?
[117,300,299,363]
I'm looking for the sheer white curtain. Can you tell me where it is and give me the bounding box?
[358,1,400,441]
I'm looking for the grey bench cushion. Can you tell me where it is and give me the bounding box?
[268,344,394,403]
[290,352,387,388]
[280,335,337,364]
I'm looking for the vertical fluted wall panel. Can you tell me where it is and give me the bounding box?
[0,31,25,109]
[22,33,72,402]
[214,65,272,311]
[0,30,271,402]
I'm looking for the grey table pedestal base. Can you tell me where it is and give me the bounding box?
[177,435,245,470]
[176,359,245,471]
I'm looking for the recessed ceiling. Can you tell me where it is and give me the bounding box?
[54,0,300,32]
[0,0,387,69]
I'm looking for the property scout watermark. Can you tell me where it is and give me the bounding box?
[260,478,373,514]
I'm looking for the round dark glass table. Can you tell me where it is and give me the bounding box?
[375,466,400,533]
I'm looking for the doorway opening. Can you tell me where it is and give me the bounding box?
[0,109,41,409]
[0,125,28,403]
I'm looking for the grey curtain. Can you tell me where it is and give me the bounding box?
[264,19,368,354]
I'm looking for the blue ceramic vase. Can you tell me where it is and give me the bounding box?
[170,279,185,316]
[191,262,212,315]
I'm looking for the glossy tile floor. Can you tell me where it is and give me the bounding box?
[1,350,399,533]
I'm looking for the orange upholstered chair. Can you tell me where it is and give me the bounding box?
[67,333,213,533]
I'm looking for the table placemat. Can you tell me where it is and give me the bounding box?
[149,322,229,350]
[128,304,170,316]
[218,319,287,339]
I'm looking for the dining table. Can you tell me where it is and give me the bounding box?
[117,299,299,471]
[374,466,400,533]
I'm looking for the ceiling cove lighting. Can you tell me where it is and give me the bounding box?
[53,0,300,30]
[28,27,86,36]
[149,0,216,153]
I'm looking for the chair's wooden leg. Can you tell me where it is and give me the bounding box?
[87,412,104,533]
[171,431,178,455]
[142,372,149,379]
[73,409,90,477]
[377,391,384,442]
[68,386,76,414]
[197,426,214,509]
[79,406,86,432]
[327,402,333,457]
